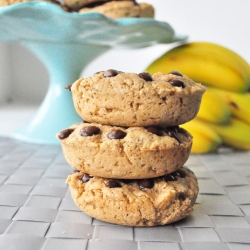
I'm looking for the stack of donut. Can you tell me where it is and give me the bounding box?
[57,70,206,226]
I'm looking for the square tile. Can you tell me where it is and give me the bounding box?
[93,225,133,240]
[174,214,214,228]
[211,216,250,228]
[0,206,19,219]
[87,239,138,250]
[24,195,61,209]
[5,221,50,237]
[134,225,181,242]
[46,222,94,239]
[138,241,181,250]
[179,228,221,242]
[0,192,29,207]
[0,234,45,250]
[180,242,230,250]
[42,238,88,250]
[13,207,58,222]
[29,185,68,198]
[0,219,12,233]
[55,210,92,224]
[215,228,250,243]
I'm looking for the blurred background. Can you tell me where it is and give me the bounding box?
[0,0,250,136]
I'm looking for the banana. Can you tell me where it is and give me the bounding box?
[146,42,250,92]
[193,42,250,80]
[211,88,250,125]
[208,117,250,150]
[180,119,222,154]
[196,88,231,124]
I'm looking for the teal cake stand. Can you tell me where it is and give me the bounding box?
[0,2,187,144]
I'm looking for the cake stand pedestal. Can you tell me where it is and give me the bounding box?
[13,41,109,144]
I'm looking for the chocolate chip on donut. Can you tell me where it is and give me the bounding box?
[168,70,183,77]
[138,72,153,81]
[58,128,75,140]
[80,173,93,183]
[104,69,119,77]
[106,180,122,188]
[169,79,185,88]
[108,130,127,139]
[80,126,100,136]
[145,126,163,136]
[64,84,72,91]
[138,179,154,189]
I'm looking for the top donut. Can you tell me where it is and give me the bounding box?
[70,70,206,127]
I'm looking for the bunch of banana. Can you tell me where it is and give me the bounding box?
[146,41,250,153]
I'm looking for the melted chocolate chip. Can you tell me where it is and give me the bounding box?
[58,128,75,140]
[163,174,176,182]
[104,69,119,77]
[138,72,153,81]
[80,126,100,137]
[165,126,181,143]
[81,173,92,183]
[108,130,127,139]
[178,192,186,201]
[173,170,186,178]
[145,126,162,136]
[168,70,183,76]
[106,180,122,188]
[163,169,186,182]
[169,79,185,88]
[138,179,154,189]
[64,84,72,91]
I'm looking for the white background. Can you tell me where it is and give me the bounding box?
[0,0,250,105]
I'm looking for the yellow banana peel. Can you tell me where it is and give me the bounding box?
[211,88,250,125]
[192,41,250,80]
[208,117,250,150]
[146,42,250,92]
[196,88,231,124]
[180,119,222,154]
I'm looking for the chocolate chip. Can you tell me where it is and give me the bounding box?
[138,179,154,189]
[104,69,119,77]
[165,126,181,143]
[58,128,74,140]
[168,70,183,76]
[106,180,122,188]
[173,170,186,178]
[81,173,92,183]
[64,84,72,91]
[178,192,186,201]
[145,126,162,136]
[163,174,176,182]
[108,130,127,139]
[138,72,153,81]
[169,79,185,88]
[80,126,100,137]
